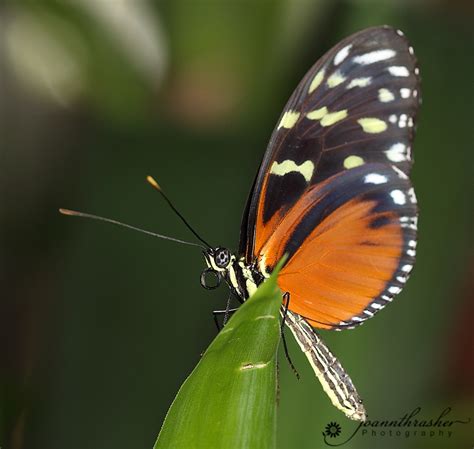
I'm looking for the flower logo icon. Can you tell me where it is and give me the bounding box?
[324,421,342,438]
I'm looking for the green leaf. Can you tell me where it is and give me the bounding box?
[154,259,285,449]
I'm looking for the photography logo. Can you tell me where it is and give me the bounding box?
[321,407,470,446]
[324,422,342,439]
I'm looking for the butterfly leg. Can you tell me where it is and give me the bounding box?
[284,310,367,421]
[212,306,240,331]
[212,309,239,331]
[222,291,235,327]
[280,293,300,379]
[212,290,241,330]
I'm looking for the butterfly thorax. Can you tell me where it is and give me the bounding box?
[201,247,265,300]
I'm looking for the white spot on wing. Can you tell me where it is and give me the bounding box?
[401,264,413,273]
[334,44,352,65]
[389,114,397,124]
[364,173,388,184]
[353,49,396,65]
[400,216,418,231]
[347,77,371,89]
[390,189,407,205]
[398,114,408,128]
[388,286,401,294]
[400,88,411,98]
[385,143,407,162]
[270,159,314,183]
[388,66,410,77]
[407,188,417,204]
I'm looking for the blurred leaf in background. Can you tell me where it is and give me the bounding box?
[0,0,473,448]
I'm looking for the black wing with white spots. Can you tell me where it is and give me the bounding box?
[239,26,420,261]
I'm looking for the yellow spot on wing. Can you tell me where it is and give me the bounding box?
[270,159,314,183]
[306,106,328,120]
[278,110,300,129]
[343,155,364,169]
[378,88,395,102]
[327,71,346,88]
[358,118,387,133]
[320,109,347,127]
[308,69,325,93]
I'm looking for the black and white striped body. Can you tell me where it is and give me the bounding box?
[226,258,263,300]
[202,247,367,421]
[203,247,263,299]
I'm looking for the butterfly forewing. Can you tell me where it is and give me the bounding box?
[240,26,420,329]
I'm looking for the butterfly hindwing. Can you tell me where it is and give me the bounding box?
[260,163,417,329]
[239,26,420,329]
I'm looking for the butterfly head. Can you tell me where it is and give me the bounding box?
[201,246,234,290]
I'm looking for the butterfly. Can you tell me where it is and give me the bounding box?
[200,25,420,421]
[61,25,420,422]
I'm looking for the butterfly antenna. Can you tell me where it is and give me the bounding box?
[146,175,212,249]
[59,208,206,249]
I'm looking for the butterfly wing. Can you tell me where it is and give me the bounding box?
[268,163,417,329]
[239,26,420,329]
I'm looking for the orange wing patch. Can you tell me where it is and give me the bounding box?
[262,198,404,329]
[255,163,417,329]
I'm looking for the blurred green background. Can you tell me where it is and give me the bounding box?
[1,1,473,448]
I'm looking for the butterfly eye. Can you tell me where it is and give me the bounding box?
[200,268,222,290]
[214,248,231,268]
